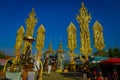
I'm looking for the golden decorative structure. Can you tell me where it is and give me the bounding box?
[67,22,77,52]
[93,20,105,51]
[43,39,54,72]
[35,24,45,80]
[56,39,64,72]
[44,39,54,58]
[4,8,45,80]
[76,3,92,59]
[14,26,25,61]
[14,26,25,52]
[22,8,37,54]
[3,58,14,71]
[36,24,46,59]
[57,39,64,53]
[67,22,77,71]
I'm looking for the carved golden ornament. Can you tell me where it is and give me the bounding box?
[36,24,45,51]
[57,39,64,53]
[76,2,91,24]
[76,3,92,58]
[23,8,37,54]
[67,22,77,66]
[14,26,25,51]
[67,22,77,51]
[93,20,105,51]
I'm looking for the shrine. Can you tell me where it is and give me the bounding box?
[3,8,45,80]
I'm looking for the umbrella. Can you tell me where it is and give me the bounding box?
[91,56,109,63]
[100,58,120,64]
[100,58,120,80]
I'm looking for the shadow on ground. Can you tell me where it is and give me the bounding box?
[60,72,82,80]
[43,72,82,80]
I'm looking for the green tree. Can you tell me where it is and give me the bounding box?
[108,48,120,58]
[113,48,120,57]
[118,49,120,57]
[0,51,6,59]
[108,48,113,57]
[93,50,108,57]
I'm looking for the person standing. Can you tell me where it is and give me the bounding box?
[48,60,52,75]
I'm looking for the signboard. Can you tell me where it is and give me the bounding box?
[27,71,36,80]
[6,71,22,80]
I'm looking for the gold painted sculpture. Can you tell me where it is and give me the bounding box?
[93,20,105,51]
[35,24,45,80]
[76,3,92,60]
[15,26,25,51]
[11,8,44,80]
[67,22,77,71]
[67,22,77,51]
[56,39,64,72]
[36,24,45,59]
[14,26,25,61]
[22,8,37,54]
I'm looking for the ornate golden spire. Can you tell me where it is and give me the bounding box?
[25,8,37,37]
[67,22,76,32]
[77,2,91,24]
[93,20,105,51]
[76,3,92,59]
[67,22,77,52]
[14,25,25,51]
[29,8,36,18]
[22,8,37,54]
[93,20,103,31]
[59,38,63,49]
[45,38,54,54]
[36,24,46,51]
[67,22,77,70]
[48,38,52,50]
[57,38,64,53]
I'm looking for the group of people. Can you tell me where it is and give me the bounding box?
[81,64,119,80]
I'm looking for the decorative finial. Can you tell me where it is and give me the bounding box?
[32,8,34,11]
[67,22,76,32]
[17,25,25,34]
[81,2,84,7]
[60,38,62,46]
[77,2,91,24]
[37,24,46,33]
[29,8,36,18]
[60,38,62,42]
[49,38,52,49]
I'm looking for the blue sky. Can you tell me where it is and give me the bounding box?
[0,0,120,57]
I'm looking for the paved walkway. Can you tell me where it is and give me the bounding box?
[43,72,82,80]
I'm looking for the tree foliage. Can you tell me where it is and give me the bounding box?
[108,48,120,58]
[93,49,108,57]
[93,47,120,58]
[0,51,6,59]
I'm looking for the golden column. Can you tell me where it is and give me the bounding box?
[36,24,45,59]
[93,21,105,52]
[14,26,25,62]
[35,24,45,80]
[56,39,64,72]
[67,22,77,71]
[22,8,37,54]
[76,3,92,60]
